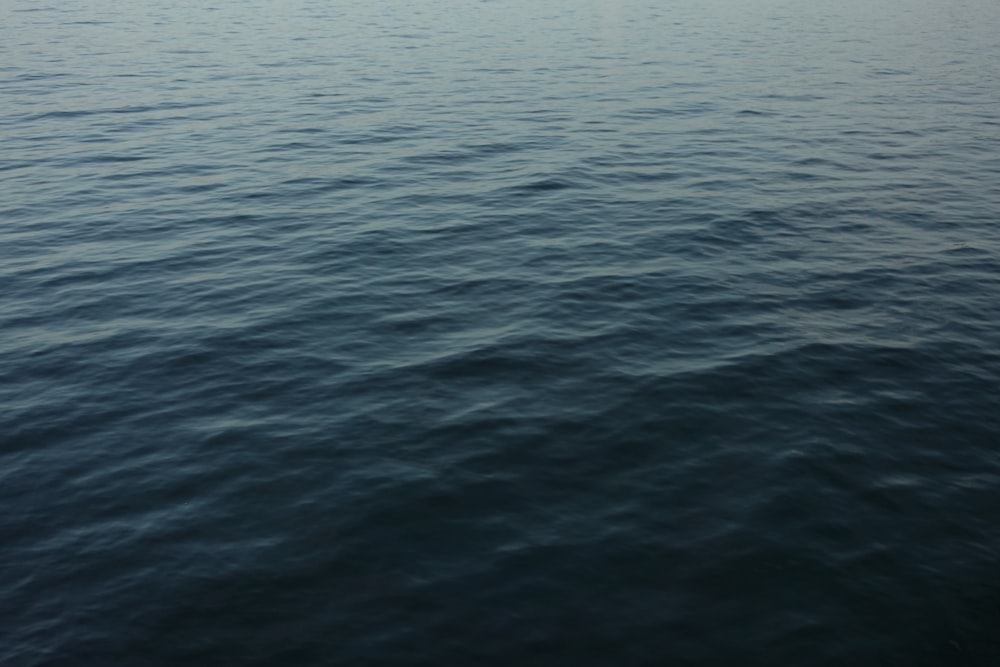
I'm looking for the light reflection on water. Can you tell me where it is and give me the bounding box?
[2,0,1000,665]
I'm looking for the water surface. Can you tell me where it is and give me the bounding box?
[3,0,1000,664]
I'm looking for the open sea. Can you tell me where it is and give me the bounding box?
[3,0,1000,664]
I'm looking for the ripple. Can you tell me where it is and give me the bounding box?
[4,0,1000,664]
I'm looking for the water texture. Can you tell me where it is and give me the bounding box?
[3,0,1000,664]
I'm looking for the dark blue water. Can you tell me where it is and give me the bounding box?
[4,0,1000,664]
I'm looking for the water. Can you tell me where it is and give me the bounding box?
[3,0,1000,664]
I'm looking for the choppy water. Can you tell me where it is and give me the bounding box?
[3,0,1000,664]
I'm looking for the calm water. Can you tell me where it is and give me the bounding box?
[3,0,1000,664]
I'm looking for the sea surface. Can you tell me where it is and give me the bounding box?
[3,0,1000,664]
